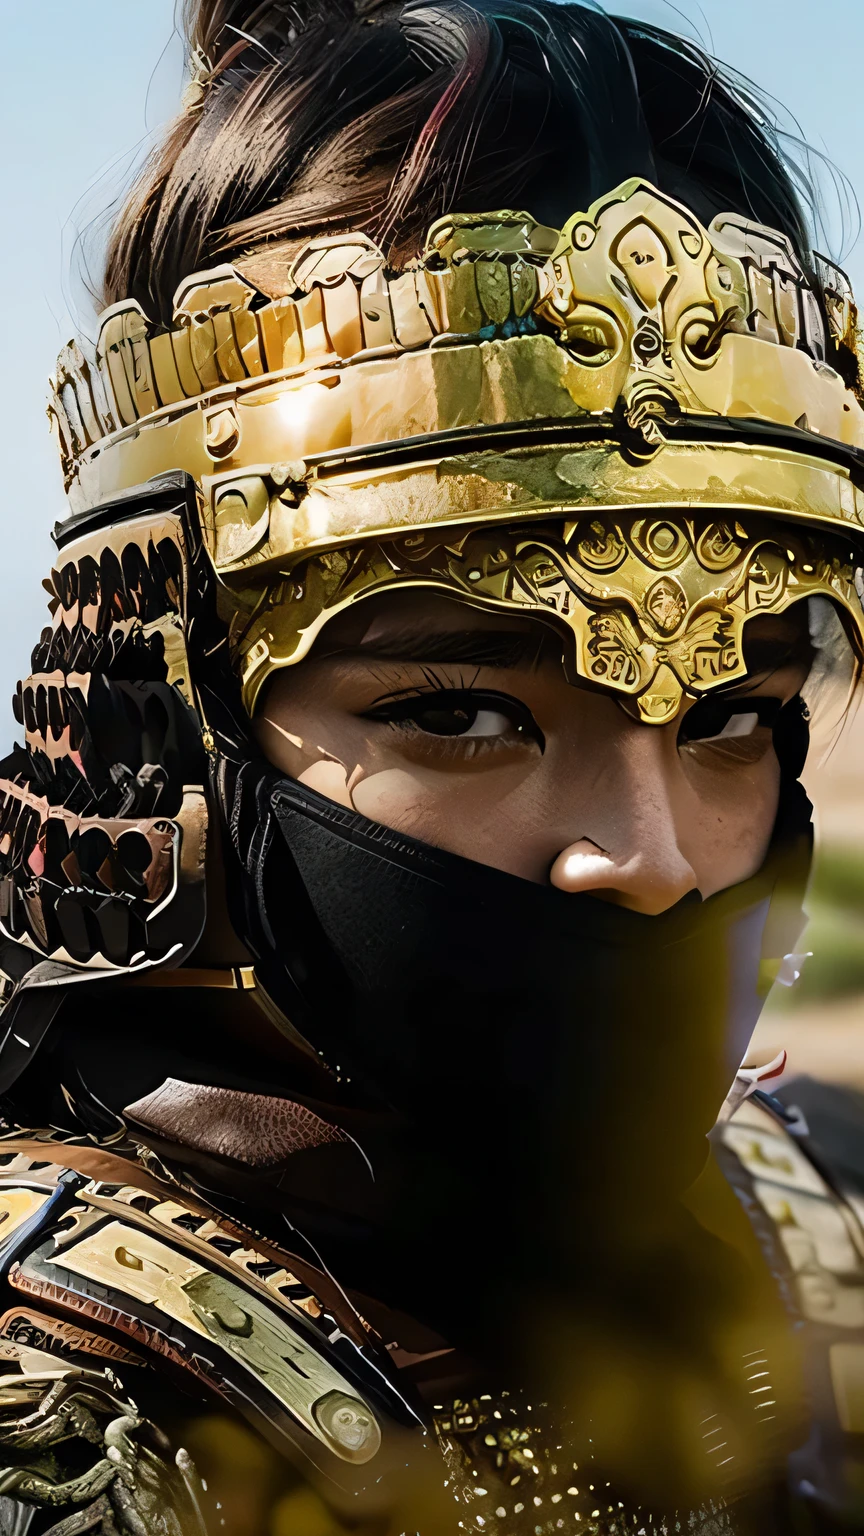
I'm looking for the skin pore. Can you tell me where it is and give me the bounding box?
[254,591,814,915]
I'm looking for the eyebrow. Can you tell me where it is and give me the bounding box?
[344,627,548,669]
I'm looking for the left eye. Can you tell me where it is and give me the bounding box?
[712,711,759,739]
[679,695,781,744]
[365,690,544,746]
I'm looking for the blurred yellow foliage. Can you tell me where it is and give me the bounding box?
[270,1487,344,1536]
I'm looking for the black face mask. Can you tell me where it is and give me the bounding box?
[237,745,813,1242]
[212,739,811,1397]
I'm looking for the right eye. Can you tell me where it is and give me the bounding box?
[364,689,544,749]
[679,695,782,745]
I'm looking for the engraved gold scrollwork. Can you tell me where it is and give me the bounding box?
[644,575,687,634]
[585,610,644,691]
[572,519,626,571]
[560,307,623,368]
[622,384,680,453]
[504,543,580,621]
[670,606,740,688]
[235,509,864,725]
[638,665,687,724]
[444,537,517,604]
[695,521,747,571]
[741,543,790,611]
[630,519,687,569]
[615,220,675,313]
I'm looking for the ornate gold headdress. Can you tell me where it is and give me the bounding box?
[51,178,864,723]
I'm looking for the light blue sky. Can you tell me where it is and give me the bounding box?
[1,0,862,726]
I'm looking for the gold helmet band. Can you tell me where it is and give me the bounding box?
[50,178,864,723]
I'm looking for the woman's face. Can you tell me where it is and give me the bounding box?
[254,591,814,915]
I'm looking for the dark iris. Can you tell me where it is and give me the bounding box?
[365,689,544,747]
[409,703,476,736]
[679,694,782,744]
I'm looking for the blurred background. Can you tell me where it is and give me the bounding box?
[0,0,862,1104]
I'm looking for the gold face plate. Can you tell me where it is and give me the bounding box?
[233,510,864,723]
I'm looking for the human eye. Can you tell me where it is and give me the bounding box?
[679,695,781,748]
[364,687,544,751]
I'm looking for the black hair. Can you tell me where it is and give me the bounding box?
[104,0,817,324]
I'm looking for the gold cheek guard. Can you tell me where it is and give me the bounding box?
[50,178,864,724]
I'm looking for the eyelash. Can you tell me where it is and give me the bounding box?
[363,687,545,751]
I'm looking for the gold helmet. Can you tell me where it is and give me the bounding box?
[51,176,864,737]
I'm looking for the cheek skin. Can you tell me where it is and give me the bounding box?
[676,746,781,900]
[350,759,561,878]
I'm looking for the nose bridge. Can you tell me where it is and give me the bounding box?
[613,715,684,841]
[550,716,699,912]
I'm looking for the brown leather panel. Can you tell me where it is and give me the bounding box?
[123,1077,349,1170]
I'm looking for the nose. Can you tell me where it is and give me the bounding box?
[550,837,698,913]
[548,724,699,915]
